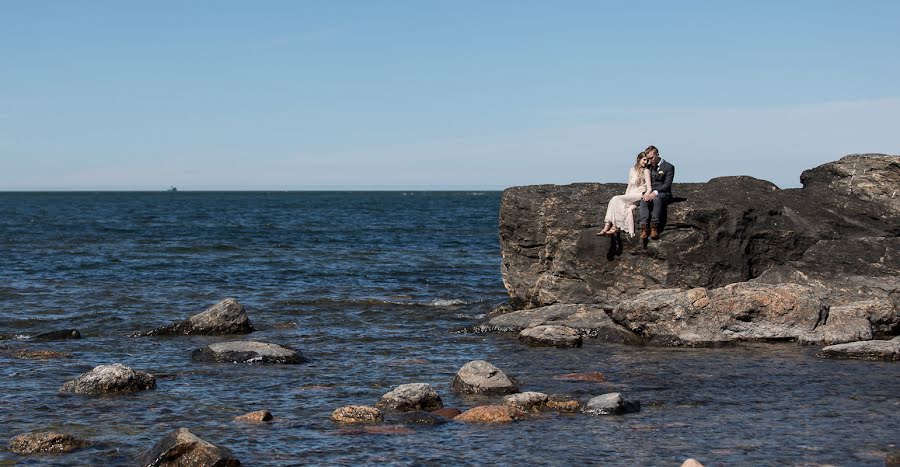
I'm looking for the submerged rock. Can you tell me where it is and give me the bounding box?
[519,325,582,348]
[583,393,641,415]
[191,341,304,364]
[817,336,900,361]
[450,360,519,395]
[15,349,73,359]
[59,364,156,395]
[431,407,462,419]
[330,405,383,424]
[234,410,273,423]
[137,428,240,467]
[8,431,92,454]
[31,329,81,341]
[375,383,443,411]
[504,391,549,412]
[454,405,526,423]
[397,410,449,425]
[132,298,254,336]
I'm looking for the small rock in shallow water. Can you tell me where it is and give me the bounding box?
[137,428,239,467]
[331,406,383,424]
[234,410,273,423]
[132,298,254,336]
[375,383,443,411]
[519,325,582,348]
[450,360,518,395]
[583,393,641,415]
[191,341,305,364]
[455,405,526,423]
[817,336,900,361]
[15,349,72,359]
[504,392,549,412]
[31,329,81,341]
[59,364,156,395]
[553,372,605,382]
[8,431,92,454]
[431,408,462,419]
[681,459,705,467]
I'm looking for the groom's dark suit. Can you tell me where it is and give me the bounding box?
[639,159,675,228]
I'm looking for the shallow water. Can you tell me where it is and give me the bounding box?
[0,192,897,466]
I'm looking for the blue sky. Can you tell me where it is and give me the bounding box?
[1,0,898,189]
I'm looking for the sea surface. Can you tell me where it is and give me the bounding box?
[0,191,897,466]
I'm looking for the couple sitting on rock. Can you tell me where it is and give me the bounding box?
[597,145,675,240]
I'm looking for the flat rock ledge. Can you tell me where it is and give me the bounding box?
[191,341,305,364]
[472,304,636,343]
[450,360,519,395]
[137,428,240,467]
[8,431,92,455]
[59,364,156,395]
[817,336,900,361]
[454,405,526,423]
[504,391,549,412]
[583,393,641,416]
[331,405,383,424]
[374,383,443,411]
[132,298,254,336]
[519,325,582,348]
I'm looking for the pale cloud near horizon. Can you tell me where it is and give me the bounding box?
[1,98,898,190]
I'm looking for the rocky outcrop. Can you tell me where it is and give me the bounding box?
[375,383,443,411]
[8,431,92,454]
[817,336,900,361]
[137,428,240,467]
[132,298,254,336]
[519,325,582,347]
[498,154,899,345]
[473,304,635,342]
[191,341,304,364]
[454,405,526,423]
[330,406,383,424]
[583,393,641,415]
[59,364,156,395]
[450,360,518,395]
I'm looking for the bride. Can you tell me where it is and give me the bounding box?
[597,151,652,237]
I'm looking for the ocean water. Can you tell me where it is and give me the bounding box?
[0,192,897,466]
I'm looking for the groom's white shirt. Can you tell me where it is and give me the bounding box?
[652,158,666,196]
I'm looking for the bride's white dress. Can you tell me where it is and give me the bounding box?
[603,167,649,237]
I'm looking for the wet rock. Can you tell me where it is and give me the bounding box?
[504,391,549,412]
[431,407,462,419]
[886,447,900,466]
[234,410,273,423]
[15,349,72,359]
[397,410,449,425]
[132,298,254,336]
[681,459,705,467]
[330,405,383,424]
[137,427,240,467]
[583,393,641,415]
[59,364,156,395]
[454,405,526,423]
[374,383,443,411]
[31,329,81,341]
[475,304,636,342]
[499,154,897,311]
[450,360,519,395]
[817,336,900,361]
[546,394,581,413]
[8,431,92,454]
[191,341,304,364]
[609,282,827,346]
[519,325,582,347]
[488,303,514,317]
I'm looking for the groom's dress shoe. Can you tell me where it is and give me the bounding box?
[650,224,660,240]
[640,224,650,240]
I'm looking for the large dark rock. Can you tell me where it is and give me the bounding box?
[59,364,156,395]
[137,428,240,467]
[191,341,304,364]
[499,154,898,310]
[132,298,254,337]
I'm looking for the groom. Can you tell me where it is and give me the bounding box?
[639,145,675,240]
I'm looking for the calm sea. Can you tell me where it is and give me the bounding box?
[0,192,897,465]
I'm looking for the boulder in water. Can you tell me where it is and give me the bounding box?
[454,405,526,423]
[191,341,304,364]
[132,298,254,336]
[375,383,443,411]
[450,360,519,395]
[59,364,156,395]
[8,431,92,454]
[504,391,549,411]
[137,428,239,467]
[583,393,641,415]
[233,410,273,423]
[330,405,383,424]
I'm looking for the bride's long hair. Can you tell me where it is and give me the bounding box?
[633,151,647,172]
